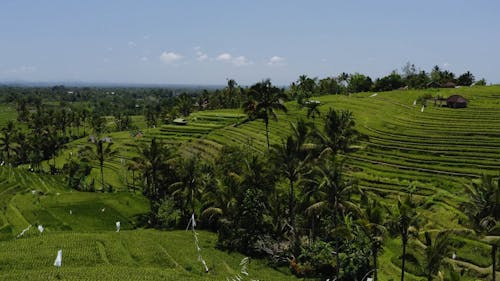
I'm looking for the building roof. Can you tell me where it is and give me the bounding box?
[446,94,468,103]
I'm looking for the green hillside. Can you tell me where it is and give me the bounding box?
[0,230,291,281]
[0,167,293,280]
[2,86,500,280]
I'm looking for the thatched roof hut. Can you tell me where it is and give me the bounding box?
[446,95,468,108]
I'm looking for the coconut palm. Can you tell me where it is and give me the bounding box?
[79,137,117,189]
[305,100,321,127]
[388,195,420,281]
[461,175,500,281]
[242,79,288,149]
[170,156,205,218]
[423,231,452,281]
[176,93,194,117]
[358,197,386,281]
[271,128,311,253]
[317,108,360,157]
[127,157,143,192]
[0,121,18,164]
[137,137,174,200]
[306,157,361,279]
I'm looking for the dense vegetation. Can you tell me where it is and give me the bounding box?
[0,74,498,280]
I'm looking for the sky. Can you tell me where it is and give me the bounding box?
[0,0,499,86]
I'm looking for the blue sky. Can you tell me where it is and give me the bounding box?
[1,0,499,85]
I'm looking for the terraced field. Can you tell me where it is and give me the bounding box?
[8,86,499,280]
[0,230,291,281]
[0,167,293,280]
[179,86,500,280]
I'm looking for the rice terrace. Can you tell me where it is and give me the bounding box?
[1,1,500,281]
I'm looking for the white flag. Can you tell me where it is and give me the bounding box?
[38,225,44,233]
[116,221,121,232]
[54,250,62,267]
[191,214,196,228]
[421,105,425,112]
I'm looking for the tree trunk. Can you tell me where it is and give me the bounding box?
[492,244,497,281]
[99,159,104,188]
[265,120,270,149]
[401,238,407,281]
[100,162,105,189]
[373,246,378,281]
[333,210,340,280]
[289,178,298,254]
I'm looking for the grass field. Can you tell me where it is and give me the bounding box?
[0,230,292,281]
[2,86,500,280]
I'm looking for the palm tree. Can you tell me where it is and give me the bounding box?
[307,157,360,279]
[170,157,205,218]
[271,126,311,254]
[358,198,386,281]
[305,100,321,127]
[388,195,420,281]
[317,108,360,156]
[137,137,174,200]
[79,137,117,189]
[424,231,452,281]
[127,157,143,192]
[176,93,194,117]
[461,175,500,281]
[242,79,288,149]
[0,121,18,164]
[225,79,239,108]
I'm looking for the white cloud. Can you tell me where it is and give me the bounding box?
[216,53,232,61]
[160,51,183,64]
[195,48,209,61]
[216,52,252,66]
[128,41,136,48]
[232,56,251,66]
[197,53,208,61]
[267,56,285,66]
[140,56,149,62]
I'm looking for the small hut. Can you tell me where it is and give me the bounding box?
[173,118,188,125]
[446,95,468,108]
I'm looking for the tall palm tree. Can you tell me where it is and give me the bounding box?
[271,126,312,254]
[307,157,360,279]
[225,79,239,108]
[305,100,321,127]
[127,157,144,192]
[388,195,420,281]
[0,121,18,164]
[176,93,194,117]
[423,231,452,281]
[358,198,386,281]
[242,79,288,149]
[317,108,360,157]
[170,157,205,218]
[137,137,174,200]
[79,137,117,189]
[461,175,500,281]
